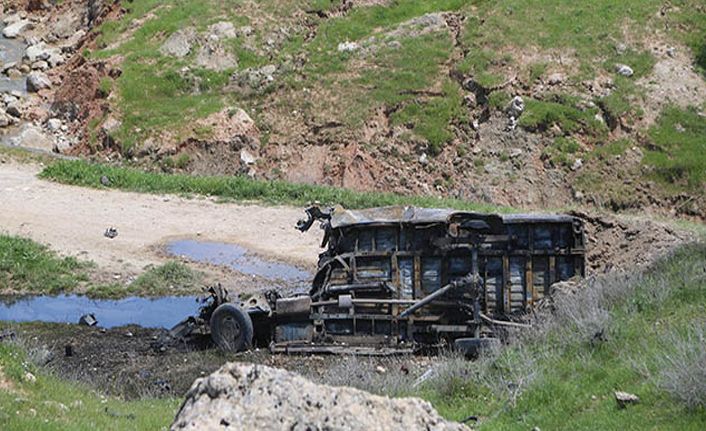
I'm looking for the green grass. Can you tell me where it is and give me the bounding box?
[643,106,706,193]
[86,261,204,298]
[0,235,89,295]
[542,136,581,168]
[519,95,606,135]
[39,159,510,213]
[389,79,465,154]
[0,342,178,430]
[421,243,706,429]
[0,234,204,298]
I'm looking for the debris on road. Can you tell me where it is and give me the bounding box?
[104,227,118,239]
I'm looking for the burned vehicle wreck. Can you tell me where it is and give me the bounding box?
[171,206,586,355]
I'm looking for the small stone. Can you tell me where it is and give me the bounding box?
[337,41,360,52]
[125,331,134,338]
[418,153,429,165]
[100,175,111,186]
[509,148,523,158]
[546,73,565,85]
[573,190,584,200]
[571,158,583,171]
[47,118,62,131]
[2,20,32,38]
[615,43,628,54]
[507,96,525,118]
[615,64,634,77]
[26,72,52,92]
[6,68,22,79]
[614,391,639,409]
[375,366,387,374]
[31,60,48,71]
[23,372,36,383]
[240,149,257,165]
[666,47,676,58]
[674,123,685,133]
[5,103,21,118]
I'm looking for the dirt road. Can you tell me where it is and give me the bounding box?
[0,161,322,276]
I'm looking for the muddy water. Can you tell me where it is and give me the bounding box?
[0,25,27,94]
[0,295,201,328]
[166,239,313,283]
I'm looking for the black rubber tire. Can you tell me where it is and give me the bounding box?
[210,303,254,352]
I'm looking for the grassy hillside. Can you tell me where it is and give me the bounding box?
[63,0,705,217]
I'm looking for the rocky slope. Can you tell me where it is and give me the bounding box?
[1,0,704,219]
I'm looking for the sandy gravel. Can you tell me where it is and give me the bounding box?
[0,161,322,275]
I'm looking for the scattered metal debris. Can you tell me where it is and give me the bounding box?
[78,313,97,326]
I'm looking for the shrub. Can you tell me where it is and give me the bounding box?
[656,322,706,409]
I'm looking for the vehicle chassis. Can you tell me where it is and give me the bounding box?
[170,205,586,355]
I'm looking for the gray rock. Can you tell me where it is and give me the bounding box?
[2,20,32,38]
[507,96,525,118]
[571,158,583,171]
[239,149,257,165]
[418,153,429,165]
[9,124,54,151]
[160,28,197,58]
[337,41,360,52]
[509,148,523,158]
[547,73,565,85]
[615,391,639,409]
[195,40,237,71]
[25,43,64,66]
[2,94,17,105]
[238,26,254,37]
[6,68,22,80]
[0,110,12,127]
[229,64,278,92]
[207,21,237,39]
[47,118,62,131]
[171,362,469,431]
[1,62,17,73]
[26,72,51,92]
[31,60,49,71]
[615,64,634,77]
[5,102,21,117]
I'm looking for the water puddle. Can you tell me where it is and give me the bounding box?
[166,239,312,283]
[0,295,201,329]
[0,25,27,95]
